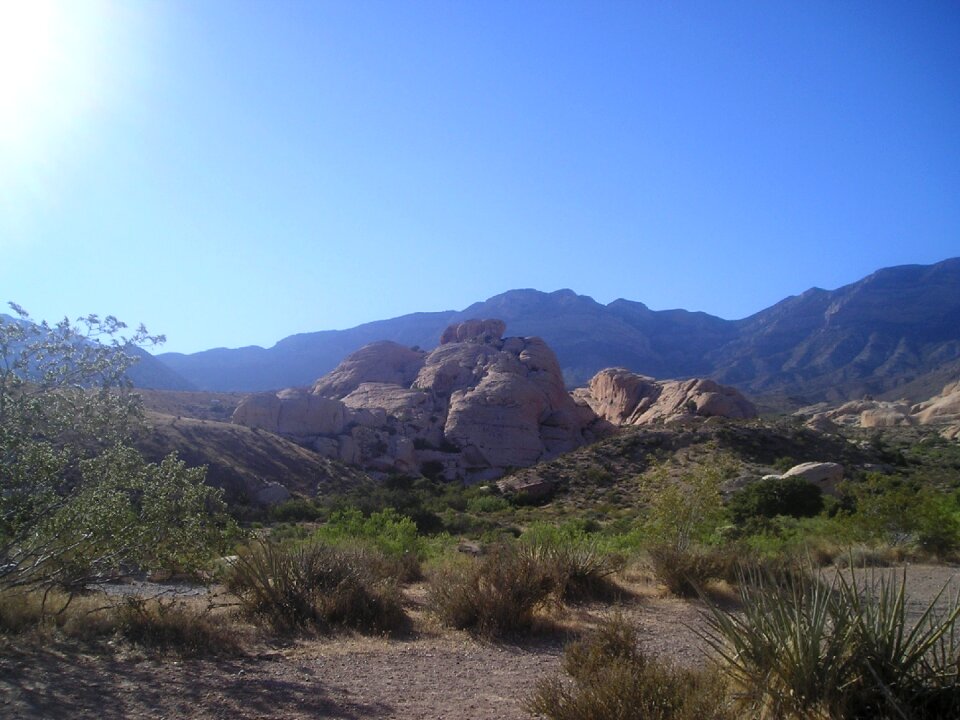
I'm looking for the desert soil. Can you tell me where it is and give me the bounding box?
[1,565,957,720]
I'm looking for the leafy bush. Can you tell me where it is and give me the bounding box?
[528,614,733,720]
[0,307,232,594]
[311,508,428,580]
[427,545,554,637]
[226,540,405,633]
[643,464,729,551]
[847,475,960,557]
[727,476,824,525]
[703,568,960,719]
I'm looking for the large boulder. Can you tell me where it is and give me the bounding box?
[782,461,844,496]
[311,341,426,399]
[575,368,757,426]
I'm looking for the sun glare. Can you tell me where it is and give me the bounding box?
[0,0,64,143]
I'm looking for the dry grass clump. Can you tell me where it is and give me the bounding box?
[527,613,733,720]
[226,539,405,634]
[427,545,555,637]
[0,588,243,655]
[525,540,626,603]
[115,597,244,656]
[647,545,726,598]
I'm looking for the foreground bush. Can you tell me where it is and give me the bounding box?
[527,614,733,720]
[0,588,242,655]
[427,545,554,637]
[704,568,960,719]
[648,545,726,597]
[226,540,405,633]
[521,522,626,601]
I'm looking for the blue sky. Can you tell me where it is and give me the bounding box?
[1,1,958,354]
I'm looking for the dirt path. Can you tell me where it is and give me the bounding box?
[1,565,956,719]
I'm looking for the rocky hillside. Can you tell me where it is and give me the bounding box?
[154,257,960,405]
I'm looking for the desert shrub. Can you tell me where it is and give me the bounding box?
[728,476,824,525]
[643,463,730,551]
[427,545,554,637]
[466,494,511,513]
[311,508,427,580]
[116,597,243,656]
[846,475,960,557]
[521,522,626,602]
[269,498,323,523]
[528,614,733,720]
[648,545,725,598]
[226,540,405,633]
[704,568,960,719]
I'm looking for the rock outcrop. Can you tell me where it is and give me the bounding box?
[573,367,757,426]
[232,320,603,481]
[797,380,960,440]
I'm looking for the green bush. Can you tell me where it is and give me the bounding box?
[226,540,405,634]
[311,508,428,580]
[728,476,824,525]
[427,546,554,637]
[528,614,733,720]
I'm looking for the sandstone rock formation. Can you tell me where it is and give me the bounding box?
[232,320,603,481]
[573,367,757,426]
[797,379,960,440]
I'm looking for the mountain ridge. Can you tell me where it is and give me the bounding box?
[153,257,960,405]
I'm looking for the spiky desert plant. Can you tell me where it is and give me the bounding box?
[703,566,960,719]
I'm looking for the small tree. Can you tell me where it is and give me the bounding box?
[0,304,231,593]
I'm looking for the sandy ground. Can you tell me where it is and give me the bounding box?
[1,565,957,720]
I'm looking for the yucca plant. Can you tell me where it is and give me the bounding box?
[834,569,960,719]
[702,568,848,718]
[703,566,960,719]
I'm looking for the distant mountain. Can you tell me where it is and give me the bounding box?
[152,258,960,405]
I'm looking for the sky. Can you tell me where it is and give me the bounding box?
[1,1,958,354]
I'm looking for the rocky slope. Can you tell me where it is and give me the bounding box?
[154,258,960,405]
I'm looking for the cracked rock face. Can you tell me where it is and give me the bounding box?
[232,320,601,480]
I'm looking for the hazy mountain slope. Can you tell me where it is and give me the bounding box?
[710,258,960,401]
[149,257,960,404]
[158,310,456,391]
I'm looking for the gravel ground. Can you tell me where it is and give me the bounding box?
[2,565,957,719]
